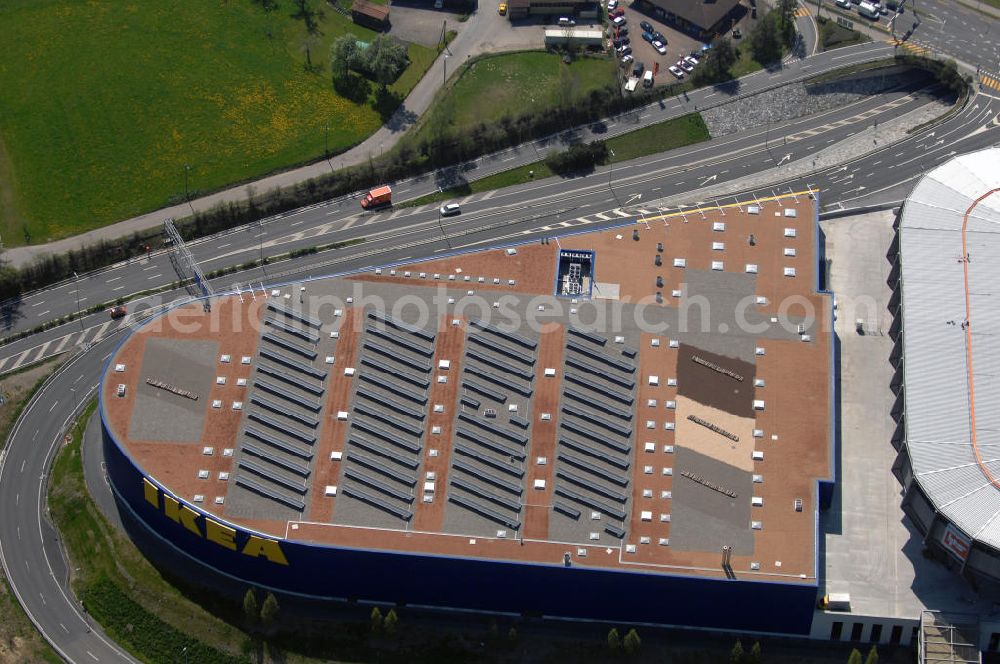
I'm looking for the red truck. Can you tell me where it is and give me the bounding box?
[360,185,392,210]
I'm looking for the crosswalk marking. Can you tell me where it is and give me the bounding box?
[980,72,1000,91]
[897,41,931,57]
[794,6,810,17]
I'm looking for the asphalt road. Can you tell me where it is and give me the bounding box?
[2,36,1000,664]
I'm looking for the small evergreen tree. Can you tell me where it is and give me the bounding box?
[507,626,518,643]
[260,592,279,629]
[749,640,762,664]
[489,619,499,639]
[370,606,384,634]
[242,589,258,627]
[730,639,745,663]
[623,628,642,655]
[847,648,863,664]
[384,608,399,636]
[865,645,879,664]
[607,627,622,651]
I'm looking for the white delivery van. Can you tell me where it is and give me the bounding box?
[642,70,654,87]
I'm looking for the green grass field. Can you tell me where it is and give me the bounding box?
[411,51,617,144]
[0,1,434,246]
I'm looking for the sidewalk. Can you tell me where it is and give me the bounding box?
[3,6,509,269]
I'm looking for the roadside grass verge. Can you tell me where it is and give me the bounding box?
[401,113,709,207]
[817,16,870,51]
[0,1,433,246]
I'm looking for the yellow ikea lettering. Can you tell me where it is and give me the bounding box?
[205,518,237,551]
[142,477,289,566]
[162,494,203,537]
[242,535,289,566]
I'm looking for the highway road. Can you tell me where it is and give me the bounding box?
[1,35,1000,664]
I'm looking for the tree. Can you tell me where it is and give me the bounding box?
[242,589,258,627]
[370,606,384,634]
[331,34,362,79]
[384,609,399,636]
[507,626,518,643]
[693,38,737,85]
[607,627,622,651]
[847,648,863,664]
[260,592,279,630]
[779,0,798,44]
[623,628,642,655]
[750,13,783,65]
[749,641,762,664]
[730,639,745,663]
[367,35,410,88]
[865,645,879,664]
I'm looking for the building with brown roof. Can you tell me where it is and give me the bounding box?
[638,0,742,39]
[352,0,389,31]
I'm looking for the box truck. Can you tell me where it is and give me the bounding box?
[361,185,392,209]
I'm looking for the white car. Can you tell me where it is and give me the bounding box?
[440,203,461,216]
[607,0,618,8]
[620,54,634,66]
[668,64,684,79]
[652,40,667,55]
[678,59,694,73]
[612,15,627,26]
[835,0,851,7]
[683,55,699,67]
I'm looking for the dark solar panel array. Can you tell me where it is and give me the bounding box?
[247,412,316,444]
[259,348,326,379]
[250,395,319,428]
[235,475,306,511]
[468,318,536,350]
[567,327,608,347]
[367,311,436,342]
[561,405,632,437]
[556,469,628,503]
[346,452,417,487]
[264,318,320,343]
[465,366,533,397]
[355,404,424,437]
[559,437,630,470]
[554,486,626,520]
[604,523,626,539]
[509,415,529,429]
[359,373,428,404]
[565,357,635,389]
[553,502,582,520]
[253,381,322,412]
[450,477,521,513]
[457,412,527,445]
[362,340,432,373]
[344,468,415,503]
[360,356,430,389]
[448,493,521,530]
[238,459,308,494]
[261,332,318,359]
[563,388,632,420]
[564,372,633,405]
[461,379,507,403]
[256,365,324,396]
[243,444,310,477]
[244,426,313,459]
[451,459,523,495]
[352,419,421,452]
[465,349,534,381]
[350,436,421,470]
[455,428,525,460]
[460,395,481,410]
[454,444,524,478]
[468,335,535,366]
[558,453,629,487]
[561,420,630,453]
[342,485,413,521]
[365,325,435,357]
[267,302,322,328]
[355,387,425,420]
[621,345,637,359]
[566,340,635,373]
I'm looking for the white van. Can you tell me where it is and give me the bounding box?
[557,16,575,26]
[858,1,879,18]
[642,70,654,87]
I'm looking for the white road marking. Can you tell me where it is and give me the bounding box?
[112,286,125,292]
[36,310,50,318]
[49,400,59,412]
[217,243,231,248]
[53,334,73,354]
[147,273,162,280]
[106,276,121,283]
[30,300,46,307]
[87,651,99,661]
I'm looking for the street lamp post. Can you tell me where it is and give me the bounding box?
[324,124,330,159]
[73,271,85,333]
[183,164,191,201]
[443,53,450,86]
[437,203,452,250]
[607,148,622,206]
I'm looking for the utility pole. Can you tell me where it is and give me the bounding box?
[73,272,85,333]
[324,124,330,159]
[437,204,452,250]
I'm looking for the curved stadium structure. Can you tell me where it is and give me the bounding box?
[893,147,1000,586]
[100,192,834,634]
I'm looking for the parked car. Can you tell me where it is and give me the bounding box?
[683,55,699,67]
[610,7,624,17]
[617,44,632,56]
[558,16,576,25]
[678,59,694,73]
[109,305,127,319]
[607,0,618,8]
[732,27,742,38]
[616,25,629,35]
[440,203,461,216]
[633,60,645,76]
[686,52,700,62]
[652,40,667,55]
[640,20,654,33]
[612,15,627,26]
[613,37,630,48]
[641,31,654,42]
[668,64,685,78]
[652,31,666,43]
[835,0,851,7]
[620,53,634,66]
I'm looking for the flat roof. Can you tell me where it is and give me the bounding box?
[103,192,832,583]
[898,148,1000,550]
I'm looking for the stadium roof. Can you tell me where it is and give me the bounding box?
[899,147,1000,548]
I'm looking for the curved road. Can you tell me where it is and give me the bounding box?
[2,42,1000,664]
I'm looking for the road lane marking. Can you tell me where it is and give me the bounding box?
[106,276,121,283]
[53,334,73,354]
[112,286,125,291]
[30,300,46,307]
[146,273,162,280]
[87,651,98,661]
[36,310,50,318]
[49,400,59,412]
